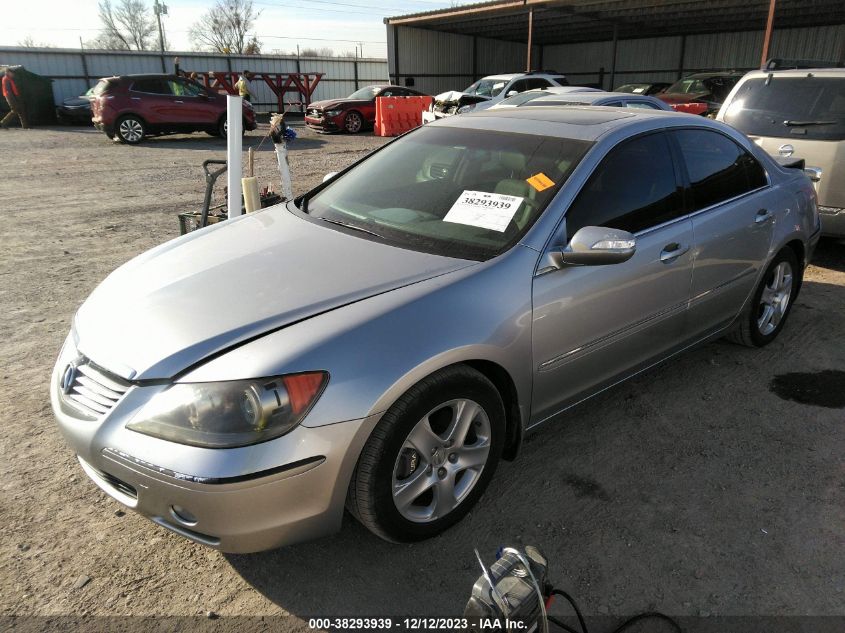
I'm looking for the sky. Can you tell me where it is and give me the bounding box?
[2,0,469,58]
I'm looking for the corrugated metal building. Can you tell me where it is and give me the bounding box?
[385,0,845,95]
[0,47,389,110]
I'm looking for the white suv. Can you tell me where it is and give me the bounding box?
[430,72,570,118]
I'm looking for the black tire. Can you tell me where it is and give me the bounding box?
[115,115,145,144]
[727,247,801,347]
[218,117,247,138]
[347,365,505,543]
[343,110,364,134]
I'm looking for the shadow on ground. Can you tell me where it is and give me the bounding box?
[810,238,845,273]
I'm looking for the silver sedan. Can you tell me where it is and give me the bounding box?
[51,106,821,552]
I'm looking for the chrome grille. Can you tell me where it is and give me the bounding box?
[62,360,130,419]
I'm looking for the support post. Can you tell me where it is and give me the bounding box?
[677,34,687,79]
[472,36,478,81]
[609,23,619,90]
[760,0,777,68]
[354,58,359,90]
[227,95,243,220]
[526,8,534,72]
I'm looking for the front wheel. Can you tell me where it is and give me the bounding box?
[347,365,505,542]
[728,247,801,347]
[218,117,247,138]
[344,110,364,134]
[115,115,145,144]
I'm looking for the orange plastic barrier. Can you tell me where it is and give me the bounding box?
[375,96,434,137]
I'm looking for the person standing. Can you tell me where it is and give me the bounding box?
[235,70,252,103]
[1,68,29,129]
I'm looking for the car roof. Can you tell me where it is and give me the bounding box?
[433,105,693,141]
[682,72,746,79]
[737,68,845,79]
[479,73,521,81]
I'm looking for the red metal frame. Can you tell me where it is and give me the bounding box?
[178,71,324,111]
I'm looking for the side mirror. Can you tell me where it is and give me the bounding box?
[557,226,636,266]
[322,171,339,183]
[506,90,518,98]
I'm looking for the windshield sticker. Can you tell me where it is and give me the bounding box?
[526,172,555,192]
[443,190,524,232]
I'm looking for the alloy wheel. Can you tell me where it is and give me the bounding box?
[392,398,491,523]
[345,112,362,133]
[757,261,793,336]
[119,119,143,143]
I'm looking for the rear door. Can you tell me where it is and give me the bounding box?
[670,128,775,336]
[128,78,177,125]
[531,131,694,423]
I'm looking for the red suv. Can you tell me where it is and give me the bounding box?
[90,74,257,144]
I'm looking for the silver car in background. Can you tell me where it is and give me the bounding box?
[717,68,845,237]
[51,107,820,552]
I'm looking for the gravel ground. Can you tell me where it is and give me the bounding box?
[1,124,844,630]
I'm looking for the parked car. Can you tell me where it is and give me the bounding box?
[431,71,570,117]
[305,85,427,134]
[51,106,819,552]
[717,68,845,237]
[90,74,257,144]
[489,86,604,109]
[658,72,745,116]
[614,82,671,96]
[57,87,94,124]
[496,90,672,111]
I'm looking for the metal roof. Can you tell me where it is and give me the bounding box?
[385,0,845,45]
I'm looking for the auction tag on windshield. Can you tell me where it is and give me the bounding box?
[526,172,555,192]
[443,190,523,232]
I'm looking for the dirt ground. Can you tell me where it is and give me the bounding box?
[1,123,844,631]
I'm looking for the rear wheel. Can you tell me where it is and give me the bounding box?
[344,111,364,134]
[219,116,247,138]
[115,115,145,144]
[347,365,505,542]
[728,247,801,347]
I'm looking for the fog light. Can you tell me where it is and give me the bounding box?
[170,505,198,526]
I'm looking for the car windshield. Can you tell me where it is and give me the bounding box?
[616,84,647,94]
[348,86,381,100]
[464,79,508,98]
[666,78,708,94]
[302,126,592,261]
[723,76,845,141]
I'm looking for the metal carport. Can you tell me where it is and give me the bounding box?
[385,0,845,94]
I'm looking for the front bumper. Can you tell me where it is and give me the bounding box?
[819,206,845,238]
[50,344,379,553]
[305,113,342,132]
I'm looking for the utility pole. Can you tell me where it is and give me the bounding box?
[153,0,168,53]
[760,0,776,68]
[358,41,364,58]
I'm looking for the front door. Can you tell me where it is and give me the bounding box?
[531,131,694,424]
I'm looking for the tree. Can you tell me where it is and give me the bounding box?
[18,36,52,48]
[91,0,156,51]
[190,0,261,55]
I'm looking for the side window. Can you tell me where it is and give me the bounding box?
[507,79,530,95]
[526,78,552,90]
[130,79,170,95]
[603,100,624,107]
[625,100,660,110]
[380,89,394,97]
[565,132,683,236]
[673,129,766,211]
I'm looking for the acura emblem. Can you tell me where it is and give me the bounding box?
[60,363,77,394]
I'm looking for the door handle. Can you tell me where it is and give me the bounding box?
[174,100,184,104]
[660,243,689,263]
[754,208,772,224]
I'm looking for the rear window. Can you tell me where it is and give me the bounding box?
[92,79,113,96]
[723,76,845,141]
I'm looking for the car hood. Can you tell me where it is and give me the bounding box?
[434,90,491,105]
[74,205,475,380]
[308,99,368,110]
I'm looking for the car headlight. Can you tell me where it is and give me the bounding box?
[126,372,328,448]
[325,109,342,117]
